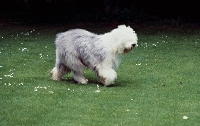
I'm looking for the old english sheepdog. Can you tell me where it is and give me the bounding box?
[51,25,138,86]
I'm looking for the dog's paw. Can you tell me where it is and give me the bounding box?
[79,79,88,84]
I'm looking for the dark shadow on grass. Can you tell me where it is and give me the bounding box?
[60,78,98,86]
[59,78,121,87]
[24,76,140,88]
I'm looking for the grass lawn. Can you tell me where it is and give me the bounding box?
[0,24,200,125]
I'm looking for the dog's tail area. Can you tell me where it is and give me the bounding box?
[51,49,69,81]
[55,48,70,71]
[55,49,62,69]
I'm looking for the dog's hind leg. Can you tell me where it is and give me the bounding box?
[71,63,88,84]
[51,49,71,81]
[73,71,88,84]
[51,64,70,81]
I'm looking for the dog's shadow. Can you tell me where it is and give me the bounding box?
[60,78,117,87]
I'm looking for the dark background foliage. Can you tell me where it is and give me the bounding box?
[0,0,199,24]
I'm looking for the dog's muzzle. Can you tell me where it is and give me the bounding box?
[132,44,136,47]
[124,44,137,53]
[131,44,137,50]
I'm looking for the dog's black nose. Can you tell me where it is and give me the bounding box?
[132,44,136,47]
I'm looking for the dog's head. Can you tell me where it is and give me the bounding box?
[111,25,138,54]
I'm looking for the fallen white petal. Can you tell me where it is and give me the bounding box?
[183,116,188,119]
[136,63,141,66]
[19,83,24,85]
[49,91,54,94]
[95,90,100,93]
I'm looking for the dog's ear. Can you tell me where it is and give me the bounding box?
[118,25,126,28]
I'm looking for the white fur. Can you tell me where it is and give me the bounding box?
[96,66,117,86]
[51,25,138,86]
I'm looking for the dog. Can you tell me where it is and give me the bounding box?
[51,25,138,86]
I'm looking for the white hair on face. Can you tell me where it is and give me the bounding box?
[51,25,138,86]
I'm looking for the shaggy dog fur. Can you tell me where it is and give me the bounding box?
[51,25,138,86]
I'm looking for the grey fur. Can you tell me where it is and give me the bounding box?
[55,29,106,70]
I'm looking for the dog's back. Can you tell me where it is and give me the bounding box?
[55,29,97,46]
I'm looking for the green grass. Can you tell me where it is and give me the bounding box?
[0,24,200,126]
